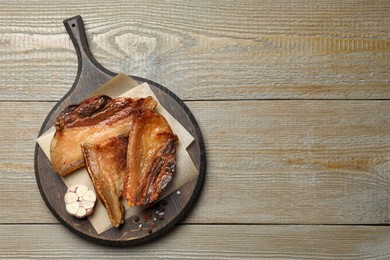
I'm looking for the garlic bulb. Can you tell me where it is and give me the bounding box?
[64,184,96,218]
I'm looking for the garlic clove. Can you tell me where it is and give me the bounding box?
[66,201,79,215]
[67,186,76,192]
[75,207,87,218]
[83,190,96,202]
[64,192,78,204]
[81,200,95,209]
[75,185,88,197]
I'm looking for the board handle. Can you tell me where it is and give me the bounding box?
[63,15,116,94]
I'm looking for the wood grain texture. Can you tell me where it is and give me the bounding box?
[1,0,390,255]
[2,100,390,224]
[1,224,390,259]
[0,0,389,101]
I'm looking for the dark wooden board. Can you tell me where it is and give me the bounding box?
[34,15,206,247]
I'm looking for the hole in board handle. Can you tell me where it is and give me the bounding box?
[72,23,75,27]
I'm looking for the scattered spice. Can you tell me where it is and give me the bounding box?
[138,224,143,231]
[132,199,171,233]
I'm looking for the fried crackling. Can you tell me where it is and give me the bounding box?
[123,109,178,207]
[50,95,157,176]
[82,135,128,227]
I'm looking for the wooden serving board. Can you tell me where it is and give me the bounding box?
[34,15,206,247]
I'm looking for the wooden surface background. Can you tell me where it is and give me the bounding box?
[1,0,390,258]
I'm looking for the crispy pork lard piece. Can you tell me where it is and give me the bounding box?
[50,95,157,176]
[82,135,128,227]
[123,109,177,206]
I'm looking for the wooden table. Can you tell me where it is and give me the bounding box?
[1,0,390,258]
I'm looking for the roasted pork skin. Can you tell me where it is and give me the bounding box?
[50,95,157,176]
[82,135,128,227]
[123,109,177,206]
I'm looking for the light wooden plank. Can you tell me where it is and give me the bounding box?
[0,102,57,223]
[1,101,390,224]
[1,224,390,259]
[186,100,390,224]
[0,0,389,100]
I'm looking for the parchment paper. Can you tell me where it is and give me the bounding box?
[36,74,198,234]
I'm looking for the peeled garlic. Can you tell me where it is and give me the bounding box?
[64,184,96,218]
